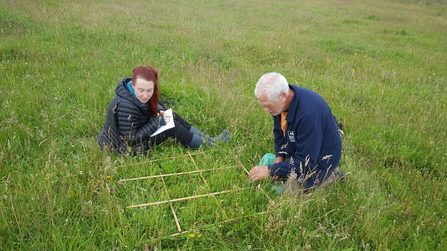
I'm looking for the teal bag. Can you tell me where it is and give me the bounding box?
[258,153,276,166]
[258,153,283,194]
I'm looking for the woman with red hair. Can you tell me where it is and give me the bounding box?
[97,65,230,155]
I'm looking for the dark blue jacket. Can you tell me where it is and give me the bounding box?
[97,78,163,154]
[268,85,342,188]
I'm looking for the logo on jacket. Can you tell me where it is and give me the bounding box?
[288,131,295,142]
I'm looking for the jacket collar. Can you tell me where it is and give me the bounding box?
[285,85,299,123]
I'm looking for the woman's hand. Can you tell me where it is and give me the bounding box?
[162,112,172,123]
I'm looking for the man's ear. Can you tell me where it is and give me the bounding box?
[279,92,287,102]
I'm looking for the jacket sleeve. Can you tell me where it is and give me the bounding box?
[115,103,159,145]
[157,103,166,112]
[268,111,324,177]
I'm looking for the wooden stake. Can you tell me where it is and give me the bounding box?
[118,165,241,183]
[159,171,182,233]
[116,152,204,168]
[127,188,247,208]
[166,211,272,237]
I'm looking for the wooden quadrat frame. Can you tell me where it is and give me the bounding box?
[118,151,274,236]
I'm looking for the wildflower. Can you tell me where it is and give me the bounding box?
[189,234,195,237]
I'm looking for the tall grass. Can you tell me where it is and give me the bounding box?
[1,0,447,249]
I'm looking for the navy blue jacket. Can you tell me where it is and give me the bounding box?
[97,78,163,154]
[268,85,342,188]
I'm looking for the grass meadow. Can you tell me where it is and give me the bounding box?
[1,0,447,250]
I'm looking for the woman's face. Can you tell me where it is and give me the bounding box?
[133,77,154,103]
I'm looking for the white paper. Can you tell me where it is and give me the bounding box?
[151,108,175,137]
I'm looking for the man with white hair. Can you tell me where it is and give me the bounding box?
[249,72,344,192]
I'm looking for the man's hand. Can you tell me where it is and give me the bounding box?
[249,165,270,181]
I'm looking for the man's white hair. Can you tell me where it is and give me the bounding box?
[254,72,289,102]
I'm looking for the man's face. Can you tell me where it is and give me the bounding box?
[133,78,154,103]
[257,93,286,116]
